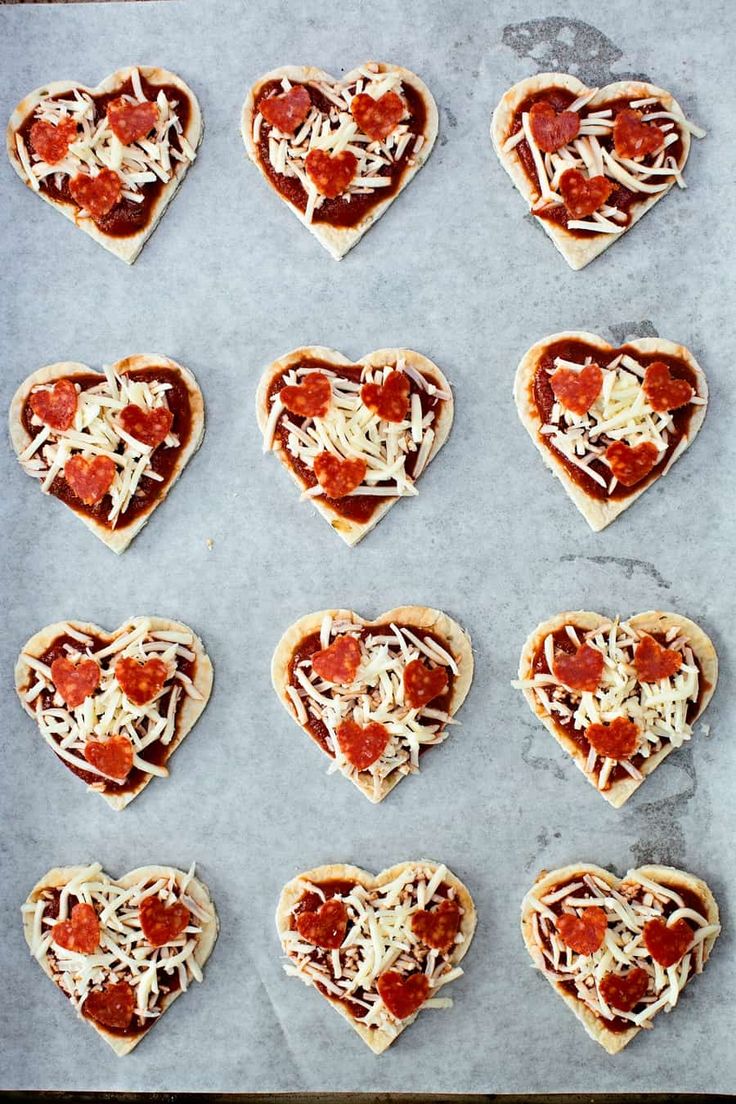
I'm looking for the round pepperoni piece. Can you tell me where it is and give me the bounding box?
[50,656,100,709]
[29,378,78,431]
[313,452,366,498]
[411,898,461,953]
[139,894,190,947]
[115,656,168,706]
[69,169,122,220]
[84,734,134,782]
[605,440,659,486]
[361,371,410,423]
[559,169,613,219]
[259,85,312,136]
[404,659,449,709]
[599,967,649,1012]
[642,361,694,412]
[335,718,390,771]
[53,902,100,954]
[642,917,692,967]
[64,454,116,506]
[350,90,405,141]
[295,898,348,949]
[550,363,603,416]
[552,643,604,693]
[119,404,173,448]
[556,905,607,955]
[585,716,640,760]
[106,98,159,145]
[312,635,361,684]
[634,634,682,682]
[613,109,665,160]
[280,373,332,418]
[305,149,357,199]
[84,981,135,1030]
[30,117,77,165]
[377,970,430,1020]
[528,101,580,152]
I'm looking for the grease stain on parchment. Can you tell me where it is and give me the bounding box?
[608,319,660,344]
[502,17,649,85]
[627,749,698,867]
[559,554,671,590]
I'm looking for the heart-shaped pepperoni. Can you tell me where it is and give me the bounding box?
[295,898,348,949]
[411,898,461,953]
[50,656,100,709]
[312,635,361,684]
[360,371,410,423]
[259,84,312,136]
[30,117,77,165]
[69,168,122,220]
[313,452,366,498]
[106,98,159,145]
[29,378,78,431]
[139,894,190,947]
[642,916,692,967]
[335,718,390,770]
[550,362,603,416]
[84,981,135,1029]
[84,734,134,781]
[376,970,430,1020]
[585,716,640,760]
[556,905,607,955]
[599,966,649,1012]
[528,101,580,153]
[613,108,665,160]
[52,902,100,954]
[642,361,695,412]
[305,149,358,199]
[403,659,449,709]
[115,656,168,706]
[605,440,659,486]
[559,169,614,219]
[280,372,332,418]
[64,454,116,506]
[119,403,173,448]
[350,90,405,141]
[552,643,604,692]
[634,634,683,682]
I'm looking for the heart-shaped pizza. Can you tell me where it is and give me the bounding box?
[277,861,475,1053]
[514,610,717,807]
[22,863,218,1055]
[522,863,720,1053]
[491,74,705,269]
[10,355,204,553]
[16,617,213,810]
[514,332,707,530]
[272,607,473,802]
[7,66,201,263]
[257,348,453,545]
[242,62,437,258]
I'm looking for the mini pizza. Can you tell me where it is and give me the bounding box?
[22,863,218,1055]
[522,863,720,1053]
[15,617,213,810]
[242,62,437,258]
[514,332,707,531]
[272,607,473,802]
[277,861,476,1053]
[491,74,705,269]
[257,347,453,545]
[7,67,201,263]
[514,610,717,807]
[10,355,204,553]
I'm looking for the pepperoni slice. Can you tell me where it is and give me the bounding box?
[613,109,665,160]
[69,169,122,220]
[411,898,461,953]
[29,378,78,431]
[119,404,173,448]
[350,90,405,141]
[552,643,604,693]
[376,970,430,1020]
[295,898,348,949]
[335,718,390,770]
[642,916,692,967]
[634,634,683,682]
[556,906,607,955]
[585,716,640,760]
[528,101,580,153]
[84,981,135,1030]
[311,635,361,684]
[30,117,77,165]
[139,894,190,947]
[404,659,449,709]
[599,967,649,1012]
[550,362,603,416]
[559,169,613,219]
[52,902,100,954]
[106,98,159,145]
[305,149,357,199]
[115,656,168,706]
[313,452,366,498]
[360,371,410,423]
[280,372,332,418]
[642,361,694,412]
[259,85,312,136]
[64,454,116,505]
[84,734,134,781]
[605,440,659,487]
[50,656,100,709]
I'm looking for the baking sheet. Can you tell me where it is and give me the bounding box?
[1,0,734,1093]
